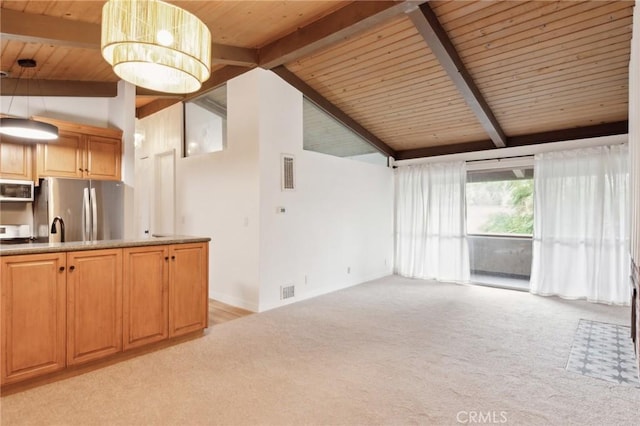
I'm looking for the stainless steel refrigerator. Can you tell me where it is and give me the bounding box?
[34,178,124,243]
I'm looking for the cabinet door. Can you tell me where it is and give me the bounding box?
[169,243,208,337]
[67,249,122,365]
[86,135,121,181]
[123,246,169,350]
[1,253,66,385]
[0,142,32,180]
[38,131,84,178]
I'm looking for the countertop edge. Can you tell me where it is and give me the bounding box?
[0,236,211,256]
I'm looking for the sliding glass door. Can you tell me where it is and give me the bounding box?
[466,165,534,290]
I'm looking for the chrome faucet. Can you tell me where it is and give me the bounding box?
[51,216,65,243]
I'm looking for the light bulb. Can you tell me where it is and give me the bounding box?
[156,29,174,46]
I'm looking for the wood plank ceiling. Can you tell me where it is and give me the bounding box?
[0,0,635,160]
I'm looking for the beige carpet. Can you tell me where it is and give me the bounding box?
[1,276,638,425]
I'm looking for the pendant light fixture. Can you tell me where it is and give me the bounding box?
[0,59,59,141]
[101,0,212,94]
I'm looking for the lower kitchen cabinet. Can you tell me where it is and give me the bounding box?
[123,245,169,350]
[123,242,209,344]
[169,243,209,337]
[0,240,208,387]
[66,249,123,366]
[1,253,66,385]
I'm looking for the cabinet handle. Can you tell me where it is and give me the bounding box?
[171,255,175,260]
[59,266,65,272]
[69,265,75,271]
[78,168,83,171]
[164,256,169,261]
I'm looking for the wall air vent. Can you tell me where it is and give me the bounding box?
[280,285,295,300]
[281,154,295,191]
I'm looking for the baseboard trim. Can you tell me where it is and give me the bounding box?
[209,291,258,313]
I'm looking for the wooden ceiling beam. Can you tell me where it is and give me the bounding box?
[183,66,253,102]
[273,66,396,158]
[259,1,426,69]
[507,121,629,147]
[137,65,252,119]
[0,8,100,49]
[136,99,183,120]
[0,9,257,67]
[408,3,507,148]
[211,44,258,67]
[0,78,117,97]
[395,141,496,160]
[395,121,629,160]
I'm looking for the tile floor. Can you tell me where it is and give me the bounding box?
[566,319,639,387]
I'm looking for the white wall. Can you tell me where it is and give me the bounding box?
[152,74,262,311]
[108,81,137,238]
[135,68,394,312]
[257,70,394,311]
[175,77,262,309]
[1,96,110,128]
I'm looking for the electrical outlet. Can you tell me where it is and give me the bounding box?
[347,266,351,274]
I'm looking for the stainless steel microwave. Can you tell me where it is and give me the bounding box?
[0,179,34,202]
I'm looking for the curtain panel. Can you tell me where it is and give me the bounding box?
[395,161,470,282]
[530,145,630,305]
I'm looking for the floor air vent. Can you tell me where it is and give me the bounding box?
[281,285,295,300]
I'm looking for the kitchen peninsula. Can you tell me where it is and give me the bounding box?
[1,236,209,388]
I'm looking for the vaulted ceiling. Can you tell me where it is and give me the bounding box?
[0,0,634,160]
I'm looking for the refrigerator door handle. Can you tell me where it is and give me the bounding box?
[91,187,98,241]
[82,188,90,241]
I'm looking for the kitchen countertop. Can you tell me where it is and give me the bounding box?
[0,235,211,256]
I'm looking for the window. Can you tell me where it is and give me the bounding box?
[303,97,387,165]
[466,168,533,236]
[183,85,227,157]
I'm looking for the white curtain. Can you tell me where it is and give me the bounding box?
[530,145,630,305]
[395,161,470,282]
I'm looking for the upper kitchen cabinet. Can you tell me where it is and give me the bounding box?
[0,142,33,180]
[35,117,122,181]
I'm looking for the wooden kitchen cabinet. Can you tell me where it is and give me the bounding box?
[66,249,123,366]
[169,243,209,337]
[1,240,208,388]
[123,245,169,350]
[1,253,66,385]
[0,142,33,180]
[124,242,208,346]
[35,117,122,181]
[37,131,84,178]
[85,135,121,180]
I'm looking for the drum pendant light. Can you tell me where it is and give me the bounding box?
[101,0,212,94]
